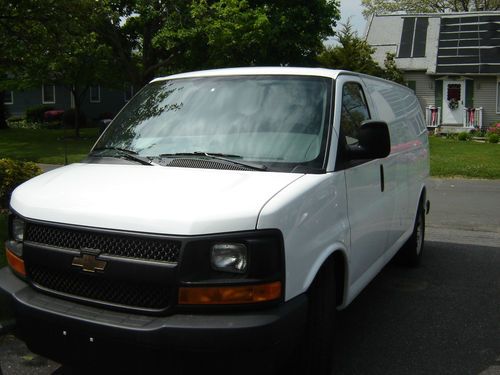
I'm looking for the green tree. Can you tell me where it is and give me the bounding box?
[0,0,65,129]
[47,30,115,137]
[97,0,340,85]
[382,52,404,84]
[1,0,340,132]
[317,22,384,76]
[361,0,499,18]
[0,1,116,136]
[317,22,405,83]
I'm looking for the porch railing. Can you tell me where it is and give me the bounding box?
[463,107,483,129]
[426,106,483,129]
[425,106,441,127]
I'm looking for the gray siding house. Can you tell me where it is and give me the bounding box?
[366,11,500,131]
[3,84,134,121]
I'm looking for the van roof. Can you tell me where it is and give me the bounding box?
[151,67,345,82]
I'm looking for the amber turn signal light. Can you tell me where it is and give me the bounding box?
[178,281,282,305]
[6,248,26,277]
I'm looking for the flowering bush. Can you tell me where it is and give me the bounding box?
[488,123,500,135]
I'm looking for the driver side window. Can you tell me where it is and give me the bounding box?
[341,82,370,145]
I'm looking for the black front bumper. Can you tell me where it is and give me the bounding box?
[0,267,307,367]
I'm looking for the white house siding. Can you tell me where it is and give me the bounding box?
[403,72,435,110]
[474,77,500,128]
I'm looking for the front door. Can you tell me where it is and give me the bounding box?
[337,78,393,288]
[442,80,465,124]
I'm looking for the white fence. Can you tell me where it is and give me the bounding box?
[425,106,441,128]
[463,107,483,129]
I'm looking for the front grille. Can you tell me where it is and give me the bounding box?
[25,223,181,263]
[28,264,172,311]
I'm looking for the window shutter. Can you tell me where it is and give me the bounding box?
[435,80,443,109]
[465,80,474,108]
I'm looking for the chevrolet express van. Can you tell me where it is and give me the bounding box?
[1,68,429,373]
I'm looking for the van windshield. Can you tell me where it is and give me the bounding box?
[93,75,332,172]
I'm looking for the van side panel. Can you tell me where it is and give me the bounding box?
[257,172,350,301]
[361,76,429,237]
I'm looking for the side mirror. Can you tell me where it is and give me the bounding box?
[348,120,391,160]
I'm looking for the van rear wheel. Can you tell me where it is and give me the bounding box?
[397,202,425,266]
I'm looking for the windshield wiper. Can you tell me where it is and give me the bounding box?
[159,151,242,158]
[91,147,153,166]
[158,151,267,171]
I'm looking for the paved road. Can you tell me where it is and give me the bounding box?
[426,178,500,247]
[1,178,499,374]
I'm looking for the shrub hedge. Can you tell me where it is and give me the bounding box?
[488,133,499,144]
[26,105,55,123]
[0,158,42,208]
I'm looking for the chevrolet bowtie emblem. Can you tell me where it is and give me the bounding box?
[72,250,107,273]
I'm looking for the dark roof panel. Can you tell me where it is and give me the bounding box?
[413,17,428,57]
[436,14,500,74]
[399,17,415,58]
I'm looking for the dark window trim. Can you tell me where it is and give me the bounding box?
[42,84,56,104]
[90,85,101,103]
[4,90,13,105]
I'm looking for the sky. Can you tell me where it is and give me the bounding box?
[326,0,365,46]
[339,0,366,36]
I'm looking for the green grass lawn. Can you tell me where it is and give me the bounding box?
[429,136,500,179]
[0,127,99,164]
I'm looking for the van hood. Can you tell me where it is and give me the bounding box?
[11,163,303,235]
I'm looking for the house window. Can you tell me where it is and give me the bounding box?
[497,80,500,114]
[398,17,428,58]
[124,84,134,102]
[447,84,461,101]
[3,90,13,105]
[42,84,56,104]
[90,85,101,103]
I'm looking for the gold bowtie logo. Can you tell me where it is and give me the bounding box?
[72,251,107,273]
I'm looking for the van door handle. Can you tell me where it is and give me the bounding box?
[380,165,385,192]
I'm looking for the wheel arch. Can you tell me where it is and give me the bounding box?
[303,246,348,308]
[412,184,427,215]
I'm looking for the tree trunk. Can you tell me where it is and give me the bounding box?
[0,94,9,130]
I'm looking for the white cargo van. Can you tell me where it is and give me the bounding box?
[1,67,429,373]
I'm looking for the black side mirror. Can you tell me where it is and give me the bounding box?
[348,120,391,160]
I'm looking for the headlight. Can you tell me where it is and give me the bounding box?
[12,217,25,242]
[178,230,284,306]
[6,215,26,277]
[211,243,248,274]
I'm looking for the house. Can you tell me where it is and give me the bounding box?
[3,84,135,121]
[365,11,500,131]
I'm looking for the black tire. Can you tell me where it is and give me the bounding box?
[297,261,337,374]
[397,200,425,266]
